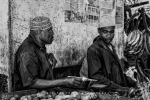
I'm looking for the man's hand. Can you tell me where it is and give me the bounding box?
[125,66,137,82]
[48,53,57,68]
[64,77,83,87]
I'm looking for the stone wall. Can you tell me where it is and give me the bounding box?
[0,0,9,92]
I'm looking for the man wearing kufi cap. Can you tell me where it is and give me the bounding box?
[13,16,82,91]
[86,22,135,91]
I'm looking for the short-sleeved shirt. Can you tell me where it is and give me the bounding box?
[13,34,54,91]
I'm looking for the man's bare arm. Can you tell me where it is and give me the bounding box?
[30,77,82,89]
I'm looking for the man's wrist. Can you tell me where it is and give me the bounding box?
[61,78,69,86]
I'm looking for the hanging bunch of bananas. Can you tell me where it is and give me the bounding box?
[125,29,150,56]
[125,8,150,56]
[125,29,144,55]
[125,14,145,56]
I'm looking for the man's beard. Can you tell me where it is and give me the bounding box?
[41,37,53,44]
[100,37,113,44]
[105,39,113,44]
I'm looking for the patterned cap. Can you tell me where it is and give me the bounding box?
[98,15,115,28]
[30,16,52,30]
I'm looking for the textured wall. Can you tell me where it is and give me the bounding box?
[0,0,9,92]
[11,0,124,68]
[0,0,9,76]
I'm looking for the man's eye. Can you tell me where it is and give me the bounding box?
[110,30,114,33]
[103,30,108,33]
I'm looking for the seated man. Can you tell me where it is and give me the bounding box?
[12,16,82,91]
[87,25,131,90]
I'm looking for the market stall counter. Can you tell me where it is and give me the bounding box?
[0,80,143,100]
[0,88,138,100]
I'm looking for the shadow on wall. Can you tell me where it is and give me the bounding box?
[0,74,8,93]
[53,45,86,78]
[58,46,86,67]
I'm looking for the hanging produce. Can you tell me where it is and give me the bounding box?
[125,13,144,55]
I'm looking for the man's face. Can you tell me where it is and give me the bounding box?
[40,27,54,44]
[99,27,115,44]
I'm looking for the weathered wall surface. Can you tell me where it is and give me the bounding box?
[11,0,124,68]
[0,0,9,76]
[0,0,9,92]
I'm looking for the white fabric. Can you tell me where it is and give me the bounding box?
[80,57,88,78]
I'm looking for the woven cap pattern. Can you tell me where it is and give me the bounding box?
[30,16,52,30]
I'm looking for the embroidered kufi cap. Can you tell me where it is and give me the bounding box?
[30,16,52,30]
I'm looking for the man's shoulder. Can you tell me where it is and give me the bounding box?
[16,39,35,57]
[88,43,101,52]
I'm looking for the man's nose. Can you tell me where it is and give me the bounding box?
[106,33,112,37]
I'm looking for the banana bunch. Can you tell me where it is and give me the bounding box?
[125,30,144,55]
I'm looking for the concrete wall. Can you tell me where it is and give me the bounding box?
[0,0,9,92]
[11,0,124,68]
[0,0,9,75]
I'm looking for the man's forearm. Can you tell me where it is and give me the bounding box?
[30,79,66,89]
